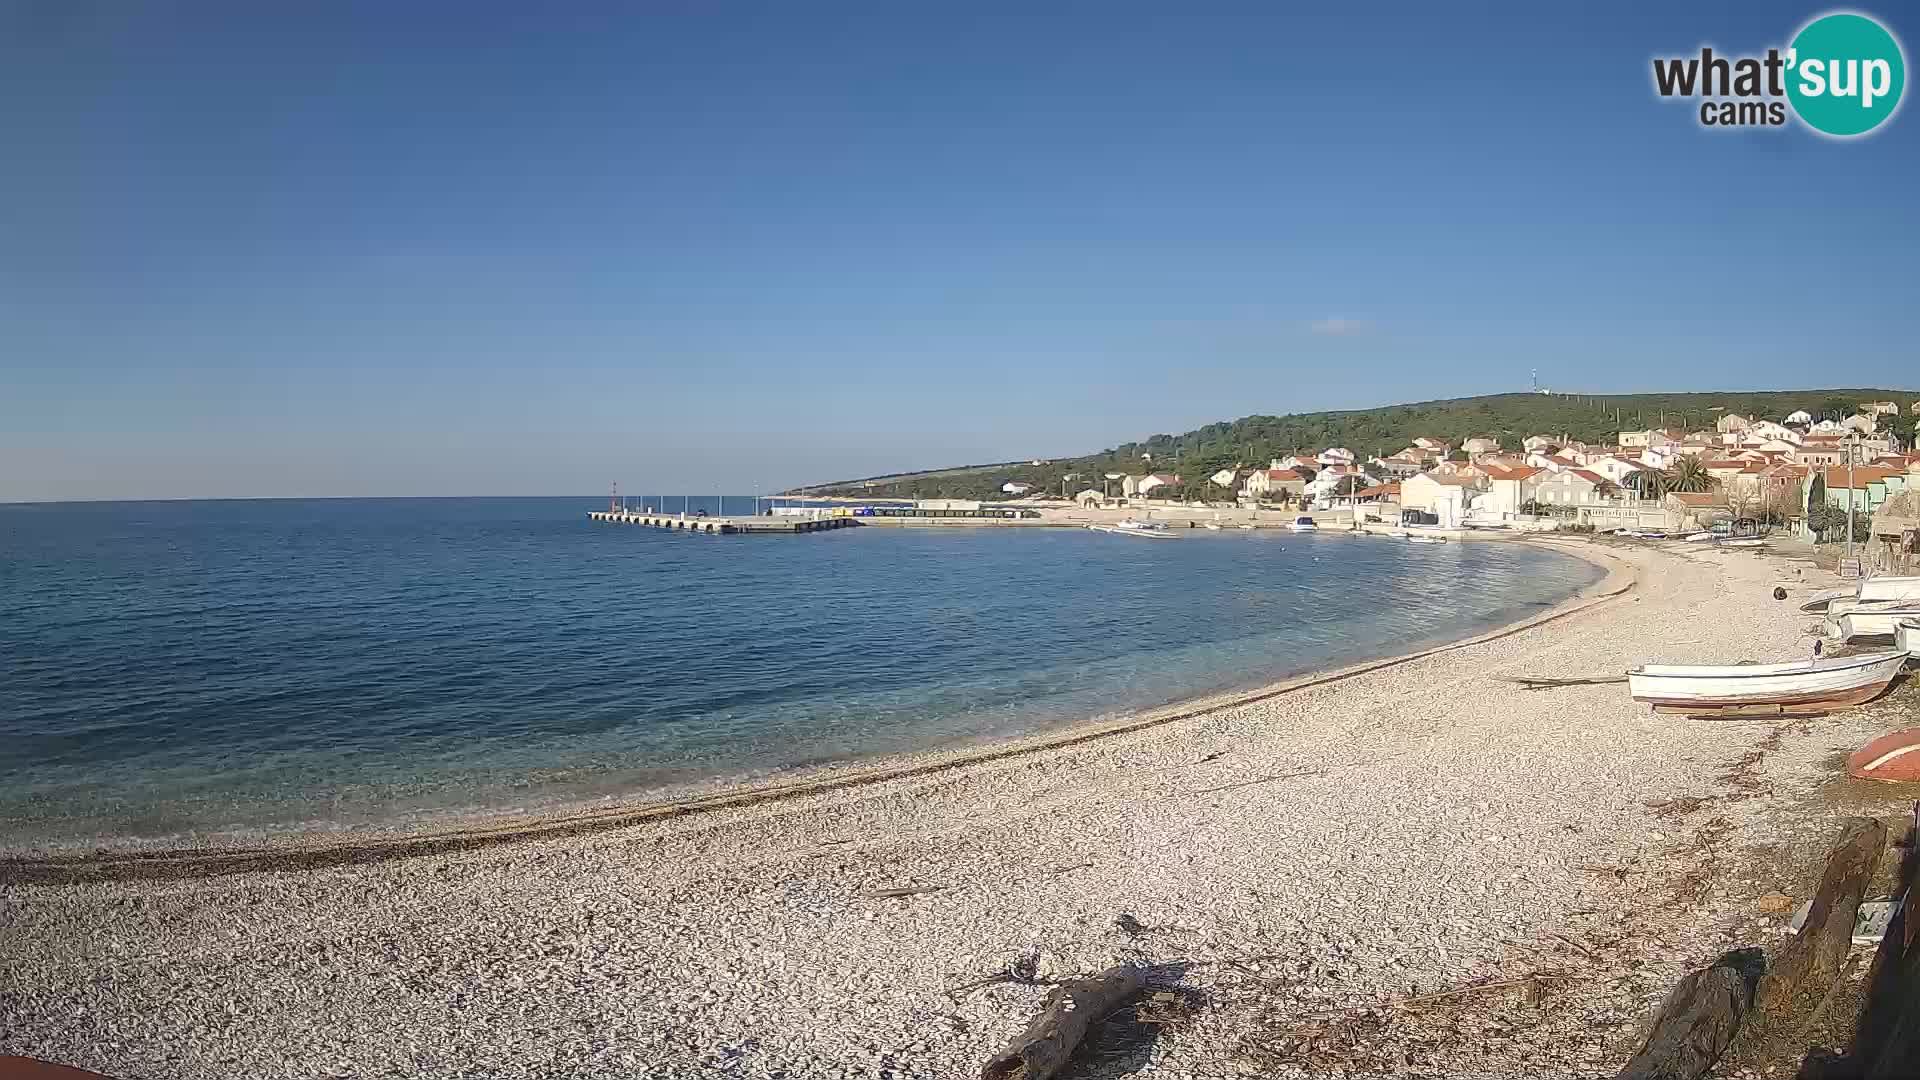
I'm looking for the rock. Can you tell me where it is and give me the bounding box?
[1755,892,1794,914]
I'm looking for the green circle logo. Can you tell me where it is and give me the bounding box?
[1787,12,1906,136]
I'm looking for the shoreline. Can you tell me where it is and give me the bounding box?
[0,536,1628,885]
[3,539,1880,1080]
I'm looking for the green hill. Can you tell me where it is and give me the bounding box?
[796,389,1917,501]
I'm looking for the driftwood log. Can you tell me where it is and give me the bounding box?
[1615,816,1889,1080]
[1752,816,1888,1021]
[979,964,1145,1080]
[1613,956,1755,1080]
[1853,805,1920,1079]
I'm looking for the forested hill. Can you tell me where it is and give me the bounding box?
[794,389,1918,501]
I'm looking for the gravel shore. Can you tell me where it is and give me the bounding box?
[1,540,1876,1079]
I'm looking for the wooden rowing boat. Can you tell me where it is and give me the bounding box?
[1628,651,1909,717]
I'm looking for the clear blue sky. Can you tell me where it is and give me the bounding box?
[3,2,1915,500]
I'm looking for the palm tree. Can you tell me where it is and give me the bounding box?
[1594,478,1621,501]
[1663,455,1715,494]
[1625,468,1668,499]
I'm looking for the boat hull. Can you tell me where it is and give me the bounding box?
[1897,619,1919,657]
[1629,652,1908,717]
[1087,523,1173,539]
[1829,607,1920,641]
[1861,577,1920,604]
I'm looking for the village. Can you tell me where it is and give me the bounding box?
[1051,399,1920,553]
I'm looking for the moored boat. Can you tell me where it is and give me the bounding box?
[1406,535,1447,545]
[1087,520,1174,539]
[1896,618,1919,658]
[1628,650,1909,717]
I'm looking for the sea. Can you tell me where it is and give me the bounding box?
[0,498,1603,850]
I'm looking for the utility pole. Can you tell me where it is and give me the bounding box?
[1846,433,1857,559]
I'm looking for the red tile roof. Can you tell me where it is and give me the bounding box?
[1570,469,1607,485]
[1819,466,1903,487]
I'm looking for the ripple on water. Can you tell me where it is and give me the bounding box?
[0,499,1603,848]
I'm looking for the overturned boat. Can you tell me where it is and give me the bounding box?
[1628,650,1909,717]
[1825,602,1920,642]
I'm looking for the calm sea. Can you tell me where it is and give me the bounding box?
[0,498,1602,850]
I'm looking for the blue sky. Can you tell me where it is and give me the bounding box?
[3,2,1915,500]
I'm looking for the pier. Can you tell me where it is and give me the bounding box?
[587,510,858,534]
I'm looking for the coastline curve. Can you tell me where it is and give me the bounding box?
[0,537,1634,886]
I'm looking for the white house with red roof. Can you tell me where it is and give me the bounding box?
[1532,468,1609,507]
[1474,464,1542,519]
[1244,467,1307,501]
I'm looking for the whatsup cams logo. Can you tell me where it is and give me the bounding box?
[1652,10,1906,136]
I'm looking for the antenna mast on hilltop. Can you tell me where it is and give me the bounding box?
[1531,368,1538,393]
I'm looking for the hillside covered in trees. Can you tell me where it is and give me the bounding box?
[796,389,1918,502]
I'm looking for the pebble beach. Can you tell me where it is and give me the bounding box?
[2,538,1902,1079]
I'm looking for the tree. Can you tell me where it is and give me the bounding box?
[1664,455,1715,494]
[1807,502,1873,543]
[1595,478,1622,501]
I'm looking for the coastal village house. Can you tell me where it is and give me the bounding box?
[1209,467,1249,491]
[1663,491,1719,531]
[1461,436,1501,457]
[1400,472,1477,527]
[1474,465,1539,520]
[1744,420,1801,445]
[1122,473,1180,498]
[1305,466,1381,505]
[1531,469,1607,507]
[1244,468,1307,502]
[1370,453,1428,479]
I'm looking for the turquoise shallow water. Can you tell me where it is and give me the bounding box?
[0,498,1602,848]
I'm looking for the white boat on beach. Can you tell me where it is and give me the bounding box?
[1861,576,1920,603]
[1897,619,1920,657]
[1801,588,1856,613]
[1799,577,1920,614]
[1087,520,1174,539]
[1722,538,1766,548]
[1236,523,1255,530]
[1683,531,1715,542]
[1826,604,1920,642]
[1628,650,1909,717]
[1288,516,1318,532]
[1406,535,1447,545]
[1203,522,1222,530]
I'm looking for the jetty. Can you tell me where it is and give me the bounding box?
[587,510,857,535]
